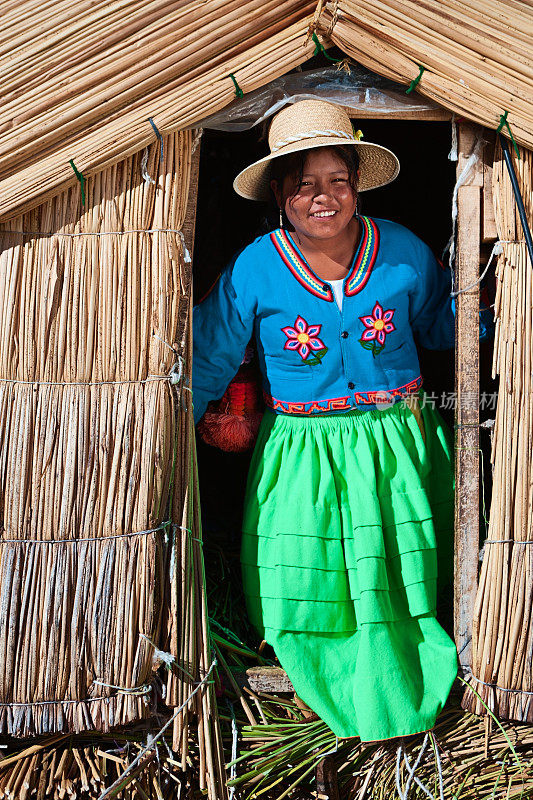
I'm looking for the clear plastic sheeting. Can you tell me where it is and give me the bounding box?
[198,65,443,131]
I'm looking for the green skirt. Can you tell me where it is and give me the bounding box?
[240,394,458,742]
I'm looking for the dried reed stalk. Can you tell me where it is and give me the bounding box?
[463,143,533,722]
[164,276,228,797]
[317,1,533,149]
[0,133,195,739]
[0,3,315,218]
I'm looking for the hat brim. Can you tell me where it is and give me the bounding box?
[233,139,400,201]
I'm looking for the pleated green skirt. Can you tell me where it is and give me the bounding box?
[240,394,458,742]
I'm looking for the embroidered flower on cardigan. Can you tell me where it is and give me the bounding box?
[358,301,396,357]
[282,316,325,361]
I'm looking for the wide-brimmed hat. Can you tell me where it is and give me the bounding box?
[233,100,400,201]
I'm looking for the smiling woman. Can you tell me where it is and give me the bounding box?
[192,100,458,743]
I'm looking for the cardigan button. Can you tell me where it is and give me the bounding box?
[348,382,355,390]
[341,331,349,338]
[322,284,329,292]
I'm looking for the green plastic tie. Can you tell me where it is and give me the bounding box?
[69,159,86,207]
[148,117,164,162]
[497,110,520,160]
[406,64,425,94]
[311,32,341,63]
[229,73,244,99]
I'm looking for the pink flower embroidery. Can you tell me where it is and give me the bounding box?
[359,301,396,346]
[282,315,325,361]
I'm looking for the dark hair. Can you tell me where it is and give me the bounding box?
[270,145,360,200]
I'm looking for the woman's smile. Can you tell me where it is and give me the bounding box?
[310,209,338,218]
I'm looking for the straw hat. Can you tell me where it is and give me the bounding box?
[233,100,400,201]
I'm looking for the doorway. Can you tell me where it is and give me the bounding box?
[192,117,483,647]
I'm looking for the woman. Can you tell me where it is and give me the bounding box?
[192,100,457,742]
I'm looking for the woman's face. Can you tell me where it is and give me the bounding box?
[271,147,358,241]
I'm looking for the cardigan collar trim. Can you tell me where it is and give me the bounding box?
[345,216,380,296]
[270,216,380,302]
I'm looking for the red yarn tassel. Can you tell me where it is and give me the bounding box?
[198,410,262,452]
[197,370,263,453]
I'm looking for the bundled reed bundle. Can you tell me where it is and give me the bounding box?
[0,132,204,743]
[462,143,533,722]
[315,0,533,151]
[0,1,315,219]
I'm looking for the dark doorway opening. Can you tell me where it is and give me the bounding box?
[193,118,495,648]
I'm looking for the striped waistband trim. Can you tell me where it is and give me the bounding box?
[264,376,423,416]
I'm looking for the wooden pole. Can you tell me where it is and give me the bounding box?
[454,122,483,672]
[182,131,201,258]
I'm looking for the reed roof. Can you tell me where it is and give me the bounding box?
[0,0,316,218]
[0,0,531,219]
[316,0,533,152]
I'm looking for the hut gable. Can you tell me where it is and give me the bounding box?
[1,0,531,218]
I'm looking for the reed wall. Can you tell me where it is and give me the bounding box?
[463,143,533,722]
[0,132,194,738]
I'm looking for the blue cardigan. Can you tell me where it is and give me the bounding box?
[192,216,456,423]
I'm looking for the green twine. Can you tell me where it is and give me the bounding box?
[148,117,164,162]
[311,32,341,64]
[497,110,520,160]
[69,159,85,206]
[406,64,425,94]
[228,73,244,99]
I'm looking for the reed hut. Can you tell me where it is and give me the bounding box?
[0,1,531,797]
